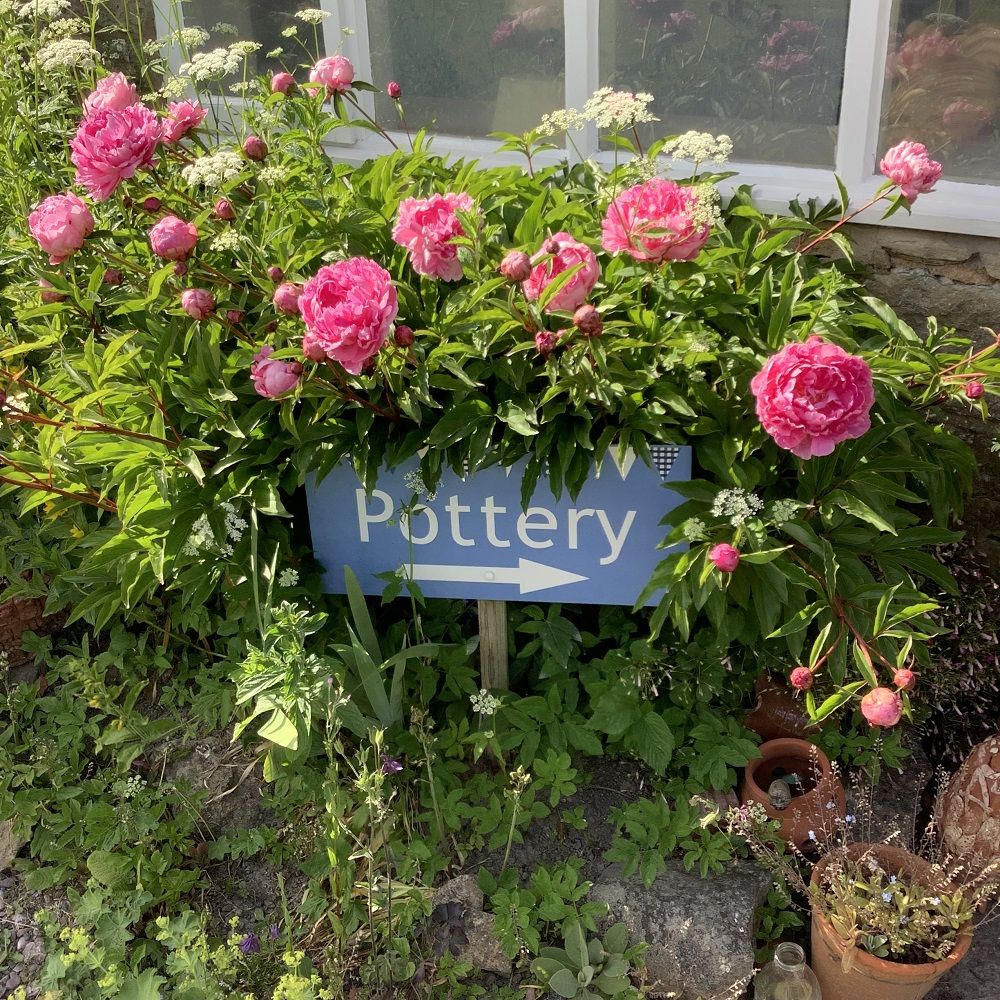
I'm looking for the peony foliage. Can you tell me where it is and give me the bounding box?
[1,1,999,726]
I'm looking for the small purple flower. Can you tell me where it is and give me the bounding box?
[239,932,261,955]
[889,875,898,884]
[845,813,856,824]
[381,754,403,775]
[825,800,835,810]
[882,891,893,903]
[269,923,280,939]
[929,896,941,905]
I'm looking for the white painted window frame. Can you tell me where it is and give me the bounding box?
[158,0,1000,238]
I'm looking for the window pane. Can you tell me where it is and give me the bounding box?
[882,2,1000,185]
[599,1,850,167]
[366,0,565,138]
[182,0,311,78]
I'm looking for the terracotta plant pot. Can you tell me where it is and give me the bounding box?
[744,673,816,743]
[810,844,972,1000]
[738,738,845,850]
[936,732,1000,864]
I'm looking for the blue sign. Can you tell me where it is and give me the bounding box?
[306,445,691,606]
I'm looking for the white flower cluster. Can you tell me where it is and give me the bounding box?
[120,775,146,801]
[36,37,97,70]
[281,26,299,38]
[212,22,239,36]
[682,517,707,542]
[209,229,243,253]
[179,26,210,48]
[18,0,70,18]
[690,182,722,230]
[257,164,289,185]
[403,470,437,502]
[769,498,800,524]
[278,568,299,588]
[266,47,285,59]
[179,42,257,82]
[181,149,245,188]
[539,88,657,136]
[184,501,247,557]
[162,76,191,99]
[41,16,87,38]
[470,688,501,716]
[711,488,764,527]
[295,8,330,23]
[663,130,733,166]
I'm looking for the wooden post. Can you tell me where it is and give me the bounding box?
[478,599,509,690]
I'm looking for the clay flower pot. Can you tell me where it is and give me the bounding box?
[738,738,845,850]
[744,673,816,743]
[810,844,973,1000]
[936,732,1000,864]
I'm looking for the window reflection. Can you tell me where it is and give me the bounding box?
[600,0,850,167]
[882,1,1000,184]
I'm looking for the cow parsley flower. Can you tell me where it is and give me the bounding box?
[403,470,437,502]
[182,149,245,187]
[769,498,800,524]
[663,130,733,166]
[682,517,707,542]
[179,27,210,48]
[281,26,299,38]
[471,689,501,716]
[295,8,330,23]
[278,568,299,588]
[209,229,243,252]
[42,16,87,38]
[19,0,71,17]
[537,108,587,136]
[36,37,97,70]
[711,488,764,527]
[212,21,239,36]
[583,88,658,130]
[690,182,722,230]
[258,164,289,185]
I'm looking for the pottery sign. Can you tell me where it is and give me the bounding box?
[306,444,691,605]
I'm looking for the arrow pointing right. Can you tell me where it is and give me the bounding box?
[406,558,588,595]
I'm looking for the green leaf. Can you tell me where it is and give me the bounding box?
[549,968,581,998]
[86,850,132,890]
[810,682,867,722]
[118,971,165,1000]
[345,565,381,663]
[564,919,589,970]
[588,685,638,740]
[827,490,897,535]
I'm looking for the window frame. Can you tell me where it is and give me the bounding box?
[158,0,1000,238]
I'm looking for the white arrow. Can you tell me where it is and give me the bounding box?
[406,558,588,595]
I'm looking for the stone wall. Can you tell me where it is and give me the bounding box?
[845,225,1000,563]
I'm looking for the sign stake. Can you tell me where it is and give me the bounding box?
[478,599,509,690]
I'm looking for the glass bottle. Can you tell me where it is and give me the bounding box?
[755,942,821,999]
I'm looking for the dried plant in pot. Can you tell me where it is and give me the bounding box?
[738,738,845,851]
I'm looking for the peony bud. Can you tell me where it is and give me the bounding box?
[142,196,161,212]
[181,288,215,320]
[271,71,296,95]
[965,380,985,400]
[302,330,326,361]
[213,197,236,221]
[272,281,302,315]
[243,135,268,161]
[267,265,285,283]
[394,324,414,347]
[789,667,813,691]
[542,237,559,255]
[573,304,602,337]
[250,346,302,398]
[173,261,188,277]
[103,268,123,286]
[226,308,244,324]
[499,250,531,284]
[39,279,66,303]
[893,668,917,691]
[535,330,558,356]
[860,686,903,727]
[387,80,402,100]
[708,542,740,573]
[149,214,198,261]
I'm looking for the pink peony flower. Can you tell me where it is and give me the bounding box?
[394,324,414,347]
[523,232,599,313]
[500,250,532,283]
[250,346,302,398]
[299,258,398,375]
[309,55,354,95]
[943,99,991,140]
[302,330,326,362]
[601,179,710,264]
[142,196,162,212]
[667,10,697,34]
[573,304,602,337]
[860,686,903,727]
[708,543,740,573]
[242,135,268,161]
[789,667,814,691]
[750,335,875,460]
[965,380,985,400]
[892,29,958,76]
[268,266,285,283]
[271,72,296,95]
[149,215,198,261]
[213,198,236,221]
[879,141,943,203]
[103,268,123,286]
[535,330,559,355]
[83,73,138,116]
[893,668,916,691]
[273,282,303,315]
[387,81,402,100]
[391,192,475,282]
[70,104,161,202]
[181,288,214,320]
[28,192,94,264]
[162,100,207,143]
[226,308,243,324]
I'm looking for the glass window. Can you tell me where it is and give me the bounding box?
[881,1,1000,185]
[365,0,565,138]
[599,0,851,167]
[182,0,311,78]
